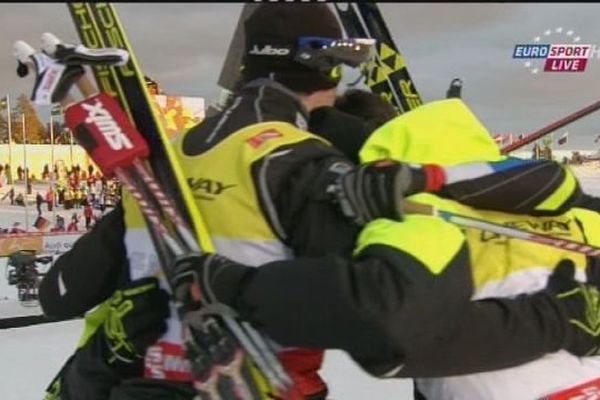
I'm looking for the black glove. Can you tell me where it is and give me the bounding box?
[172,253,252,309]
[328,160,428,226]
[101,277,170,366]
[546,259,600,356]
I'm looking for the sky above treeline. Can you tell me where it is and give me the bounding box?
[0,3,598,150]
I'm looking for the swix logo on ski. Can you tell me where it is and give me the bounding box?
[513,27,599,74]
[248,44,291,56]
[82,99,134,150]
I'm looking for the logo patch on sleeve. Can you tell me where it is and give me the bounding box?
[246,130,283,149]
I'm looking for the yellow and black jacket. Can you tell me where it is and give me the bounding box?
[40,84,585,398]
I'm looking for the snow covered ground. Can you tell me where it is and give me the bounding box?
[0,318,414,400]
[1,164,600,400]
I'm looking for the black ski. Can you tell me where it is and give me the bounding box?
[334,3,423,113]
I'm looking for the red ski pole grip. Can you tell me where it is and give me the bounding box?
[64,92,150,177]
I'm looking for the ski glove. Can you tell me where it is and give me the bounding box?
[102,277,170,365]
[172,253,252,309]
[328,160,445,226]
[546,259,600,356]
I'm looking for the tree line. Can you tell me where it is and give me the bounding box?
[0,94,68,145]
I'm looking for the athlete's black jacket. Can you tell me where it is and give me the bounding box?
[40,80,584,396]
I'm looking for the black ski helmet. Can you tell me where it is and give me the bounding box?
[241,4,344,93]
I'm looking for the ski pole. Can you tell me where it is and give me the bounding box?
[404,201,600,258]
[501,99,600,154]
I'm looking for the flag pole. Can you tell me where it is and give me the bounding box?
[69,127,74,167]
[6,95,12,183]
[22,113,30,232]
[50,111,56,224]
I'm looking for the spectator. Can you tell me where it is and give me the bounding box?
[67,214,78,232]
[83,202,93,230]
[51,215,65,232]
[57,185,65,205]
[15,193,24,207]
[42,164,50,180]
[73,189,81,209]
[63,189,72,210]
[1,187,15,205]
[17,166,23,181]
[5,164,11,184]
[35,192,44,216]
[46,187,54,212]
[9,222,26,234]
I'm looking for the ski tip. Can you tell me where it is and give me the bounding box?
[13,40,35,63]
[40,32,61,55]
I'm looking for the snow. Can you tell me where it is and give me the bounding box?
[1,164,600,400]
[0,320,81,400]
[0,317,413,400]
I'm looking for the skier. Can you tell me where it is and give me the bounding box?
[327,88,600,399]
[39,4,596,400]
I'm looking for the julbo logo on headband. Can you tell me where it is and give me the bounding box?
[249,44,291,56]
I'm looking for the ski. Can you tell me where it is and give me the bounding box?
[62,3,295,399]
[206,4,259,118]
[333,3,423,113]
[62,91,269,400]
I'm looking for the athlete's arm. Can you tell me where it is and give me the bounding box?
[440,158,581,216]
[39,204,127,318]
[253,139,360,257]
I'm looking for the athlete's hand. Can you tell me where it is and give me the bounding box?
[102,277,170,365]
[328,161,434,226]
[546,259,600,356]
[172,253,251,308]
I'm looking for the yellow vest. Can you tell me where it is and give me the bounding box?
[360,99,504,166]
[409,193,600,295]
[361,99,577,214]
[355,215,467,276]
[77,121,328,363]
[173,121,329,265]
[360,98,597,296]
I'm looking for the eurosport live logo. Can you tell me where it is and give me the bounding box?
[513,27,600,74]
